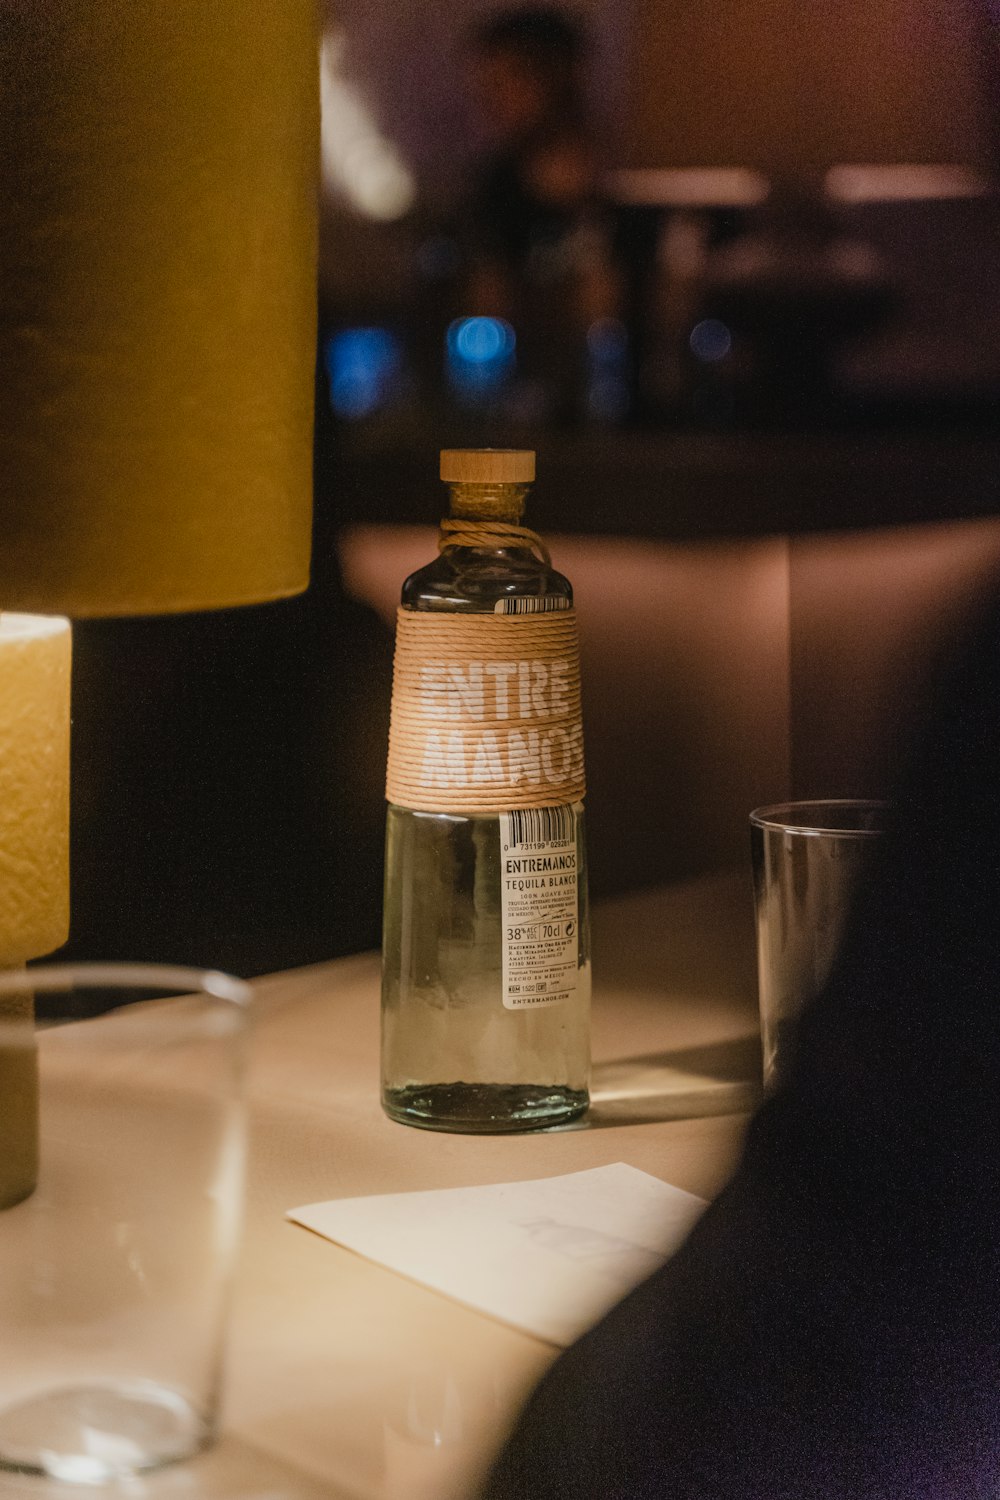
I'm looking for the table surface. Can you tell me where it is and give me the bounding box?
[0,871,761,1500]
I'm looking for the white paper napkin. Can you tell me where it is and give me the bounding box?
[288,1163,706,1346]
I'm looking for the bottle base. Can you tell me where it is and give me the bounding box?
[382,1081,589,1134]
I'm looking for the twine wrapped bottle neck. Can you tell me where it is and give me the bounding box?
[439,479,550,564]
[437,517,552,566]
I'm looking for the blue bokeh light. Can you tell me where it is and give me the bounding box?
[446,316,516,403]
[587,317,628,365]
[453,317,508,363]
[689,318,733,363]
[324,327,403,420]
[585,317,629,425]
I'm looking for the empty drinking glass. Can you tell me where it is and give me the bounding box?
[0,963,250,1483]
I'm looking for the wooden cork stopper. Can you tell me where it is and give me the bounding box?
[439,449,536,484]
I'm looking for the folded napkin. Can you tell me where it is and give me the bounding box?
[288,1163,705,1346]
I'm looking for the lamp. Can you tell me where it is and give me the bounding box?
[0,1,320,1204]
[0,0,319,615]
[0,615,70,1209]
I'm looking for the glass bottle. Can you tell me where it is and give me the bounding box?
[381,448,590,1132]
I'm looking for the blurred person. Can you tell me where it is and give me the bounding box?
[459,6,622,419]
[481,577,1000,1497]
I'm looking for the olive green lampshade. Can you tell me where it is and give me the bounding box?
[0,0,319,616]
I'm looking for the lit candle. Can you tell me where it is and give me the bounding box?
[0,613,70,1210]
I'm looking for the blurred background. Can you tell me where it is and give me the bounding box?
[316,0,1000,440]
[62,0,1000,976]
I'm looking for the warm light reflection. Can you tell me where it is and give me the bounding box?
[825,163,989,203]
[606,167,770,208]
[320,32,416,221]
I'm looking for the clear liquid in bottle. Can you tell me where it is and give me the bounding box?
[380,449,590,1132]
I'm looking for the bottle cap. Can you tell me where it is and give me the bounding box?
[440,449,535,484]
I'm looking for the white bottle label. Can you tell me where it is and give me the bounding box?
[499,805,580,1010]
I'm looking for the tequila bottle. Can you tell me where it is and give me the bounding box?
[381,449,590,1132]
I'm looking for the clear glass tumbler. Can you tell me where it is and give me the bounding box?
[0,963,250,1483]
[750,801,886,1089]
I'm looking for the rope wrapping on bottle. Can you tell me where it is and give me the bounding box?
[437,518,552,567]
[386,606,585,813]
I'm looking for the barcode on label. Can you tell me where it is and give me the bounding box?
[495,596,570,614]
[505,805,574,846]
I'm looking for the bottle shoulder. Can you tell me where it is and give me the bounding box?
[401,549,573,612]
